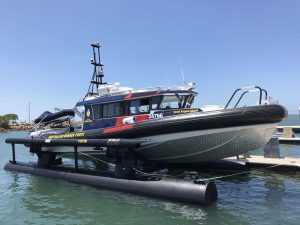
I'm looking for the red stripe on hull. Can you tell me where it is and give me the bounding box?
[115,115,149,126]
[135,115,149,122]
[115,116,128,126]
[103,124,134,134]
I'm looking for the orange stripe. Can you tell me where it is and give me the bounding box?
[103,124,134,134]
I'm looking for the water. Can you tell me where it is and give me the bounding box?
[279,114,300,126]
[1,117,300,225]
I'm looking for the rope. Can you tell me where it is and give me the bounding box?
[132,167,187,178]
[78,151,186,178]
[35,115,48,128]
[198,164,282,182]
[76,151,285,181]
[78,151,115,167]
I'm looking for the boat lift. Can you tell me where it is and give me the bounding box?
[4,137,217,205]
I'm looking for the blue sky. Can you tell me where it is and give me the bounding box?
[0,0,300,121]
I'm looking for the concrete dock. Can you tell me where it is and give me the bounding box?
[277,125,300,133]
[225,155,300,169]
[223,133,300,171]
[276,125,300,144]
[278,137,300,144]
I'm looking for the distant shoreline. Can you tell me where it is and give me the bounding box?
[0,125,33,132]
[0,122,82,133]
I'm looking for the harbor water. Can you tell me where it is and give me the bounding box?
[1,116,300,225]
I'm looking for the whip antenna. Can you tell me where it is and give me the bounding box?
[178,54,187,86]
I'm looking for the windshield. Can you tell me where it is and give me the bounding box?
[159,95,194,109]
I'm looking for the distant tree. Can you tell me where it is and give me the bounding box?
[0,116,9,128]
[0,114,18,128]
[2,114,18,121]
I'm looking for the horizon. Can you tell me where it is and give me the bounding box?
[1,0,300,121]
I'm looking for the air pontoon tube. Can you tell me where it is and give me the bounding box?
[4,162,217,205]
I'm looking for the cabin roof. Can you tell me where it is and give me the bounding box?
[76,89,197,107]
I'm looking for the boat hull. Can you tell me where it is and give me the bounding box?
[41,123,276,163]
[137,123,276,163]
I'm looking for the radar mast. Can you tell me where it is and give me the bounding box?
[86,43,107,96]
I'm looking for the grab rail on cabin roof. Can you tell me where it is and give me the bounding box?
[224,86,268,109]
[130,85,196,92]
[83,84,197,99]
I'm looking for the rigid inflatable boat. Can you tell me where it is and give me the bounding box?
[24,43,286,176]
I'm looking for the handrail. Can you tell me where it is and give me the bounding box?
[262,89,268,100]
[224,88,241,109]
[234,91,248,108]
[225,86,268,109]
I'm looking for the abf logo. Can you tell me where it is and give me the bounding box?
[86,109,91,118]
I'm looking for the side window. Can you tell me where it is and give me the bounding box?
[140,99,150,112]
[129,99,150,114]
[93,104,101,119]
[107,104,114,117]
[129,100,140,114]
[115,102,125,116]
[102,104,108,117]
[102,102,126,117]
[151,96,161,110]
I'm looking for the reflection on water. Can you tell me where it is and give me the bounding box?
[280,144,300,157]
[18,174,210,225]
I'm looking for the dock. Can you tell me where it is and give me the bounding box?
[221,133,300,171]
[224,156,300,170]
[278,137,300,144]
[277,125,300,133]
[276,125,300,144]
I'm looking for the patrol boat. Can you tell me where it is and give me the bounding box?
[29,43,286,177]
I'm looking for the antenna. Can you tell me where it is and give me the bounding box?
[86,43,107,97]
[178,54,187,86]
[161,48,171,87]
[28,102,31,124]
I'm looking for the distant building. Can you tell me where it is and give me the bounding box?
[9,119,26,126]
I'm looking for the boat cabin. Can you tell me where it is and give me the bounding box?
[76,86,198,131]
[75,43,199,131]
